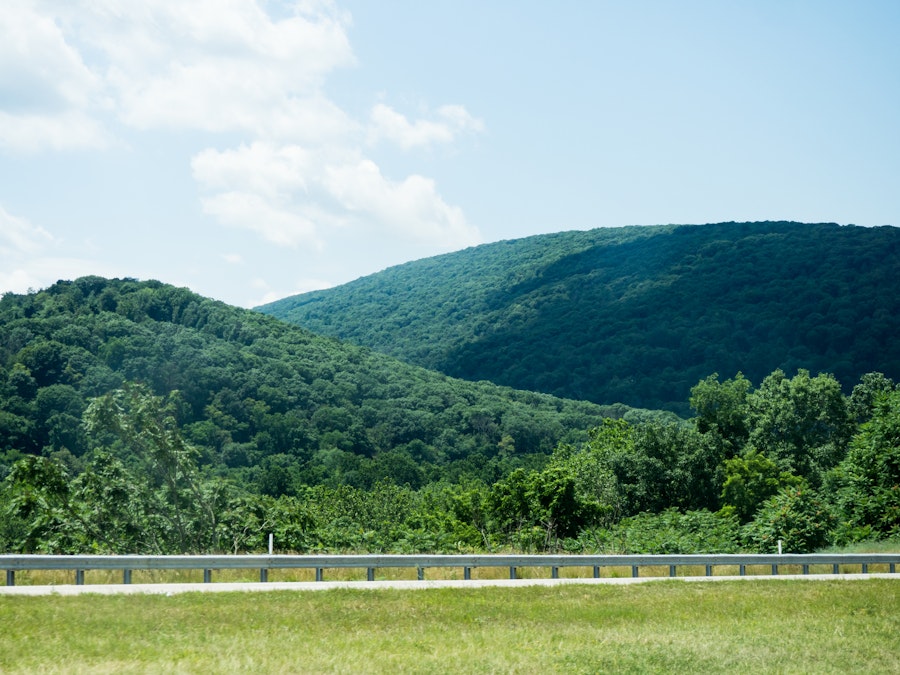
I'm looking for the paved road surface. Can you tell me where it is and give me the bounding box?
[1,573,895,596]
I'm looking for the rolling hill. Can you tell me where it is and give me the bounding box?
[0,277,635,491]
[258,221,900,414]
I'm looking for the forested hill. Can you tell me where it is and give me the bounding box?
[258,221,900,415]
[0,277,635,491]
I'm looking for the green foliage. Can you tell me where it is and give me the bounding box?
[746,369,853,484]
[833,390,900,538]
[0,277,615,500]
[1,274,899,555]
[2,455,74,552]
[690,372,751,453]
[720,450,802,523]
[743,484,836,553]
[580,508,742,554]
[261,222,900,414]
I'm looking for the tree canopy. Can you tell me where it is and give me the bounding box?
[260,222,900,414]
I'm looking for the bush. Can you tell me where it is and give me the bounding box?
[579,508,742,554]
[743,484,836,553]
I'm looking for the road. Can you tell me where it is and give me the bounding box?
[1,573,895,596]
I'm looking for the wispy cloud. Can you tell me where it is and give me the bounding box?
[0,204,122,293]
[0,205,56,255]
[1,0,483,259]
[368,103,485,150]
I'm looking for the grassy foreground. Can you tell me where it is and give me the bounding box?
[1,580,897,674]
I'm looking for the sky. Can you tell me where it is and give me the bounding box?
[1,1,898,308]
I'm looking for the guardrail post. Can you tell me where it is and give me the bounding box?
[0,553,896,589]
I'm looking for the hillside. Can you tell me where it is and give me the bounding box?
[0,277,634,491]
[258,221,900,414]
[3,277,898,555]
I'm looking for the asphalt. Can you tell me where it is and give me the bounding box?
[1,573,896,596]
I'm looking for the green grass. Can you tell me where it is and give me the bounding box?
[1,579,897,673]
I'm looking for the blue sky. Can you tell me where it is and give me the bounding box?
[1,1,898,308]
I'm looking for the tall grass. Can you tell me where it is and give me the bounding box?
[1,579,897,673]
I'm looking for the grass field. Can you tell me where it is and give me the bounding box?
[0,579,897,673]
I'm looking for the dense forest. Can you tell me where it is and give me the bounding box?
[0,277,634,489]
[1,277,898,555]
[259,221,900,415]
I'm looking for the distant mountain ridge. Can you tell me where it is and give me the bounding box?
[258,221,900,414]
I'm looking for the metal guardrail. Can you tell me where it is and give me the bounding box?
[2,553,898,586]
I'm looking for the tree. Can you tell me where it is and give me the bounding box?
[743,484,835,553]
[2,455,77,552]
[553,418,633,526]
[834,390,900,538]
[747,369,853,484]
[848,372,896,423]
[82,383,221,552]
[719,450,801,523]
[601,421,723,516]
[690,372,752,454]
[71,452,164,553]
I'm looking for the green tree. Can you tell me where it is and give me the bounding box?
[71,452,164,553]
[848,372,896,423]
[602,422,723,516]
[747,369,853,484]
[743,484,835,553]
[552,418,633,525]
[690,372,752,454]
[2,455,78,552]
[719,449,802,523]
[834,390,900,538]
[83,383,221,552]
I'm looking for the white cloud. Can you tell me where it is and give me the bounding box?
[94,0,356,136]
[0,110,111,153]
[3,1,483,266]
[368,103,485,150]
[0,204,126,294]
[192,142,313,199]
[324,159,480,247]
[194,141,481,252]
[0,205,56,255]
[248,277,335,308]
[0,0,109,152]
[200,190,322,248]
[1,0,355,148]
[0,0,101,111]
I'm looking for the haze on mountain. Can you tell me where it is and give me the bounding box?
[258,221,900,415]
